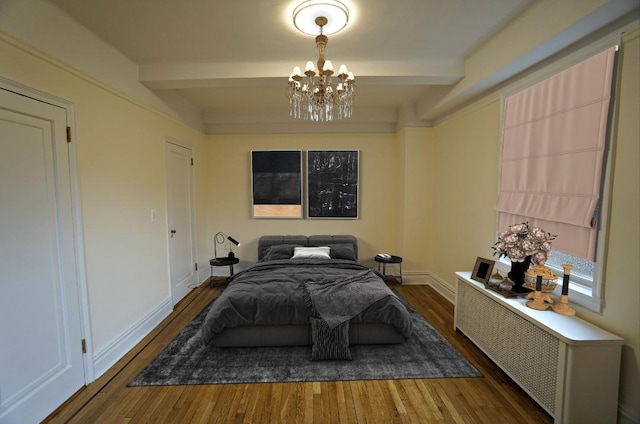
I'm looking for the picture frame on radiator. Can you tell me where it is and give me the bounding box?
[471,257,495,284]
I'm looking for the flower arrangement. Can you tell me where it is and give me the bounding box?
[493,222,557,264]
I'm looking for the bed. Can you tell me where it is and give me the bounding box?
[201,235,414,353]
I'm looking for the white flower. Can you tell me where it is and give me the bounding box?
[533,251,547,264]
[493,222,557,263]
[521,239,536,251]
[530,227,547,239]
[504,234,519,245]
[511,223,528,234]
[509,248,527,261]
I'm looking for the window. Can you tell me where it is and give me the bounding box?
[496,36,622,313]
[545,250,593,286]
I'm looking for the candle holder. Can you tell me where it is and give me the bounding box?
[552,264,576,316]
[552,294,576,316]
[526,290,554,310]
[526,275,553,310]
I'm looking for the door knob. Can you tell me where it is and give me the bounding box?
[170,229,176,237]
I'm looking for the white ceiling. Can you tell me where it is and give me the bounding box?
[45,0,638,133]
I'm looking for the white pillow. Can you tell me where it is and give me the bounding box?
[292,246,331,259]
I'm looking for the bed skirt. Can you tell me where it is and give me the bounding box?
[211,323,404,347]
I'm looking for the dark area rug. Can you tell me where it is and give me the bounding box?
[129,291,481,386]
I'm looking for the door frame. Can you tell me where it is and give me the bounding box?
[0,77,95,383]
[164,137,199,305]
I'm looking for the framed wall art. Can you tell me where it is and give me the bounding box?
[251,150,303,219]
[307,150,359,219]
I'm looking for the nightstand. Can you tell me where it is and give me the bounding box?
[209,256,239,287]
[374,255,403,284]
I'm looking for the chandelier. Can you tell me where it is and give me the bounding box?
[288,3,356,122]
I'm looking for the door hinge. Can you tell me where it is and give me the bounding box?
[195,262,198,271]
[190,157,194,166]
[81,339,87,354]
[66,127,72,143]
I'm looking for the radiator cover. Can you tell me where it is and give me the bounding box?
[457,281,559,413]
[454,272,623,424]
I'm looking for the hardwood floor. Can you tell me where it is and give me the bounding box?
[45,282,553,423]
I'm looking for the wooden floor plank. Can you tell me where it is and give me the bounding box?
[45,282,553,423]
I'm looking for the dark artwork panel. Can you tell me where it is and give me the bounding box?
[252,172,300,205]
[251,150,302,218]
[307,150,359,219]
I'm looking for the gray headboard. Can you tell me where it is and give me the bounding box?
[258,235,358,260]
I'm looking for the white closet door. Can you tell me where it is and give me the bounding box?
[0,88,85,423]
[166,141,196,305]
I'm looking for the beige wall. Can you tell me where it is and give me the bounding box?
[428,98,502,282]
[589,27,640,419]
[202,129,435,278]
[426,27,640,421]
[394,127,435,273]
[202,133,400,268]
[0,34,207,357]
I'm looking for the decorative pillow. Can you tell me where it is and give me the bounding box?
[261,244,299,261]
[310,317,353,361]
[329,244,357,261]
[292,246,331,260]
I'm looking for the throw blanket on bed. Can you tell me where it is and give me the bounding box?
[304,269,397,329]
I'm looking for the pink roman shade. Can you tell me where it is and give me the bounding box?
[496,46,617,260]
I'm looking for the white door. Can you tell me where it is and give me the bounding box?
[0,89,85,423]
[166,141,196,306]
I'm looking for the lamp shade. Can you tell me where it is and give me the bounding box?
[227,236,241,247]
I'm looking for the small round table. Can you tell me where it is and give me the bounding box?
[374,255,403,284]
[209,257,239,287]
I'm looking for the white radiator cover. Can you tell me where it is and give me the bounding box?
[454,272,623,424]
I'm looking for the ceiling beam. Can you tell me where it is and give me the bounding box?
[139,60,464,90]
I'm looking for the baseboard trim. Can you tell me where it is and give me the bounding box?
[198,268,212,285]
[426,272,456,304]
[398,270,429,285]
[92,297,173,379]
[397,269,456,304]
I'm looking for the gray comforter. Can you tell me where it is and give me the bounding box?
[201,259,414,345]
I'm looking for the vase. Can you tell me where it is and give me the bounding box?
[508,255,532,293]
